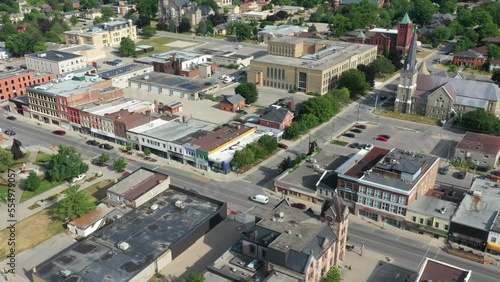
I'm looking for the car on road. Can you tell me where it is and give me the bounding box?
[364,144,374,150]
[291,203,306,210]
[472,165,488,172]
[349,142,359,148]
[71,174,86,183]
[350,128,363,133]
[375,136,389,142]
[378,134,391,139]
[6,66,14,70]
[4,129,15,136]
[278,143,288,149]
[98,143,113,150]
[439,166,450,175]
[492,170,500,176]
[250,194,269,204]
[103,61,112,65]
[355,124,367,129]
[6,116,16,121]
[52,130,66,136]
[236,110,247,115]
[86,139,100,146]
[343,133,355,138]
[456,171,467,179]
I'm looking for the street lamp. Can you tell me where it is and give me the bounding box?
[360,242,365,256]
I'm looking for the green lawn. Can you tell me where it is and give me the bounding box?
[373,109,440,126]
[0,185,8,204]
[82,179,114,203]
[20,179,65,203]
[34,151,52,165]
[375,72,397,83]
[136,36,186,57]
[331,140,349,147]
[10,151,31,169]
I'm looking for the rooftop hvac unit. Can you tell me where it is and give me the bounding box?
[472,190,482,197]
[175,200,185,209]
[59,269,72,277]
[150,204,159,211]
[117,241,130,251]
[279,212,284,218]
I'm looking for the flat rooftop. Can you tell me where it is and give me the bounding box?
[188,124,256,153]
[129,72,211,93]
[81,99,143,115]
[141,119,215,143]
[416,258,471,282]
[134,50,206,64]
[451,178,500,231]
[128,118,172,134]
[206,249,266,282]
[107,169,167,200]
[253,37,376,70]
[98,64,151,79]
[0,69,51,80]
[27,75,106,97]
[407,195,457,220]
[59,44,97,52]
[34,187,223,282]
[260,25,307,36]
[209,131,263,163]
[26,50,82,62]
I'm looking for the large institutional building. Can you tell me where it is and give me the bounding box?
[247,37,377,95]
[64,20,137,48]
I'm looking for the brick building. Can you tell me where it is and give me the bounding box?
[220,94,245,112]
[0,70,54,102]
[259,106,294,130]
[452,46,488,69]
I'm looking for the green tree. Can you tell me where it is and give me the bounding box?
[328,14,350,36]
[299,113,320,129]
[141,26,156,37]
[412,0,437,26]
[491,69,500,87]
[457,109,500,134]
[338,69,369,97]
[478,22,500,40]
[357,64,376,87]
[438,0,457,14]
[113,158,128,172]
[301,96,335,123]
[55,185,96,221]
[136,0,158,19]
[48,146,89,182]
[308,23,317,32]
[184,272,205,282]
[100,7,116,21]
[70,14,78,26]
[327,88,351,105]
[232,149,255,169]
[453,36,475,52]
[325,267,342,282]
[368,56,395,75]
[257,135,278,154]
[234,22,252,41]
[0,147,13,172]
[45,31,61,43]
[179,17,192,33]
[24,171,41,192]
[457,9,475,28]
[93,17,105,25]
[118,37,136,57]
[430,26,451,48]
[278,156,293,173]
[5,33,31,56]
[284,121,306,139]
[488,45,500,62]
[143,147,152,157]
[33,42,47,52]
[262,3,273,10]
[97,153,110,165]
[0,22,17,41]
[387,0,414,20]
[196,20,207,35]
[80,0,98,10]
[235,83,259,103]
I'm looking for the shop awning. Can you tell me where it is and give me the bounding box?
[487,242,500,252]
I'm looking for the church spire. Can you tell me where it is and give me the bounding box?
[402,26,418,74]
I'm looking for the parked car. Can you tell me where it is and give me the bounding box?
[457,171,467,179]
[439,166,450,175]
[86,139,100,146]
[4,129,15,136]
[355,124,367,129]
[236,110,247,115]
[492,170,500,176]
[364,144,374,150]
[6,116,16,121]
[278,143,288,149]
[357,143,367,149]
[348,142,359,148]
[250,194,269,204]
[350,128,363,133]
[343,133,355,138]
[291,203,306,210]
[71,174,86,183]
[52,130,66,136]
[375,136,389,142]
[472,165,488,172]
[378,134,391,139]
[98,144,113,150]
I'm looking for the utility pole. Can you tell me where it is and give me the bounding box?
[330,121,334,141]
[356,102,361,124]
[360,242,365,256]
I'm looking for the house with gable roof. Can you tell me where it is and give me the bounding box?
[259,106,294,130]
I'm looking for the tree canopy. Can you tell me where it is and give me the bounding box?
[55,185,96,221]
[325,267,342,282]
[24,172,41,192]
[368,56,395,75]
[141,26,156,37]
[235,83,259,103]
[179,17,192,33]
[493,69,500,87]
[0,147,14,172]
[48,146,89,182]
[136,0,158,19]
[118,37,136,57]
[337,69,369,97]
[113,158,128,172]
[456,109,500,134]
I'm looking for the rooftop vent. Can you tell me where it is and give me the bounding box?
[144,75,150,80]
[279,212,284,218]
[37,53,47,58]
[473,190,482,197]
[59,269,72,277]
[439,207,447,214]
[150,204,159,211]
[117,241,130,251]
[175,200,185,209]
[56,54,64,59]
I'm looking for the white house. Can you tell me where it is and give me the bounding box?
[67,204,113,238]
[490,59,500,72]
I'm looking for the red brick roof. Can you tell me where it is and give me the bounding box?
[188,124,255,153]
[123,173,168,201]
[418,259,471,282]
[69,205,109,229]
[456,132,500,155]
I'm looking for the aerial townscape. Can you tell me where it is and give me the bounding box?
[1,0,500,281]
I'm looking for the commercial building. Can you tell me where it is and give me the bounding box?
[415,258,471,282]
[333,0,384,11]
[32,170,227,282]
[247,37,377,95]
[66,204,114,238]
[257,25,309,43]
[487,212,500,255]
[58,44,107,62]
[27,75,124,128]
[220,94,245,112]
[0,69,54,102]
[395,28,500,118]
[128,72,219,100]
[134,50,214,77]
[404,195,457,238]
[98,64,153,88]
[196,48,254,67]
[241,11,271,20]
[454,132,500,168]
[64,20,137,48]
[449,178,500,250]
[25,50,87,75]
[102,109,158,145]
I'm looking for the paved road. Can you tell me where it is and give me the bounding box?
[349,222,500,282]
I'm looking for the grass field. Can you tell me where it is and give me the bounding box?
[83,179,114,203]
[10,151,31,169]
[20,179,65,203]
[331,140,349,147]
[0,185,8,203]
[0,209,65,258]
[136,36,182,57]
[373,109,440,126]
[34,151,52,166]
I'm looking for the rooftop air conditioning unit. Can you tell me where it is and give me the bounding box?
[175,200,185,209]
[473,190,482,197]
[150,204,159,211]
[59,269,72,277]
[117,241,130,251]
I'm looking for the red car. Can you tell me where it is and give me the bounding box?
[52,130,66,136]
[355,124,367,129]
[376,136,389,142]
[291,203,306,210]
[278,143,288,149]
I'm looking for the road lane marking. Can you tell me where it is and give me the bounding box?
[190,173,210,183]
[416,245,432,270]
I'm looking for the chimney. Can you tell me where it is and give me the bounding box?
[154,100,158,112]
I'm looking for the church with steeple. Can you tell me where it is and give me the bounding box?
[394,26,500,119]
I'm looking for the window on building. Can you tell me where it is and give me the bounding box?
[367,188,373,196]
[434,222,439,228]
[382,192,390,200]
[398,196,406,205]
[491,237,497,243]
[374,190,381,198]
[390,194,398,202]
[427,219,432,226]
[412,216,416,222]
[373,200,381,209]
[366,198,373,207]
[249,244,256,254]
[359,186,365,194]
[444,224,449,230]
[420,218,424,224]
[358,196,365,205]
[381,202,388,211]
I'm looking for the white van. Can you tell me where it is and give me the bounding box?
[251,194,269,204]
